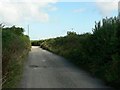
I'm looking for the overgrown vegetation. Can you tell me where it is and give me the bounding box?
[31,40,44,46]
[2,25,31,88]
[40,17,120,89]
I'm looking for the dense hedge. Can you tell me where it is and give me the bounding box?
[40,17,120,89]
[2,26,31,88]
[31,40,44,46]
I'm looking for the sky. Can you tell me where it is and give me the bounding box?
[0,0,119,40]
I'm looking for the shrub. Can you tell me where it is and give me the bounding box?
[40,17,120,89]
[2,26,31,88]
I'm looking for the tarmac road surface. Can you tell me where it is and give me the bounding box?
[19,46,110,88]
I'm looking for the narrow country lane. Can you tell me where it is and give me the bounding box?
[19,46,110,88]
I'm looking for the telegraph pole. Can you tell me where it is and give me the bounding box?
[71,28,74,31]
[28,25,29,37]
[118,1,120,19]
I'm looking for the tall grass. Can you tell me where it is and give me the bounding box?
[2,26,31,88]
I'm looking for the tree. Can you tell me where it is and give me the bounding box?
[67,31,77,36]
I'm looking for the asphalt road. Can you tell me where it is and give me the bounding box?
[19,46,110,88]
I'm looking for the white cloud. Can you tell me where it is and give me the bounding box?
[48,6,58,11]
[95,1,118,16]
[0,0,58,3]
[0,0,58,25]
[0,0,119,25]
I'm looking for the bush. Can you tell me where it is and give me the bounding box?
[2,26,31,88]
[31,40,44,46]
[40,17,120,89]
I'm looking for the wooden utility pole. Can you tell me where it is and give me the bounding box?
[28,25,29,36]
[118,1,120,19]
[71,28,74,31]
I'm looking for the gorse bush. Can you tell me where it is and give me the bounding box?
[2,26,31,88]
[40,17,120,89]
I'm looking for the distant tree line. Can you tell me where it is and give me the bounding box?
[31,40,44,46]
